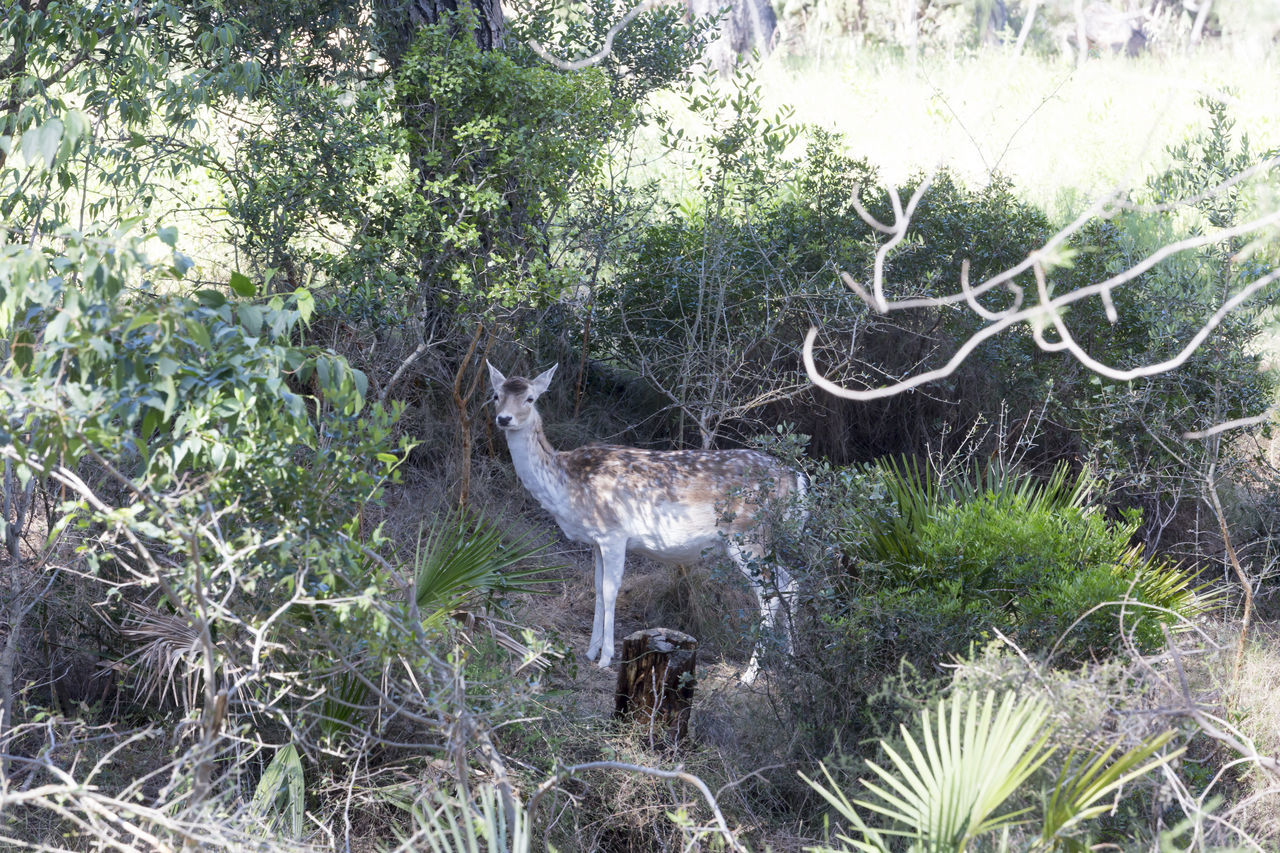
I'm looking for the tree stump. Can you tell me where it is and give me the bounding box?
[614,628,698,749]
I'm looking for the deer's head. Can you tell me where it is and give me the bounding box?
[487,362,557,432]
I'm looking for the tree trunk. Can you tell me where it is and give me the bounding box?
[687,0,777,73]
[1189,0,1213,50]
[614,628,698,749]
[374,0,503,69]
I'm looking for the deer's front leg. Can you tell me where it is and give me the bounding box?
[596,539,627,669]
[587,543,606,661]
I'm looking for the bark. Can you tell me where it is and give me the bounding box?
[1064,1,1147,62]
[374,0,504,69]
[614,628,697,749]
[452,325,487,508]
[976,0,1008,46]
[0,461,34,778]
[687,0,777,74]
[1189,0,1213,49]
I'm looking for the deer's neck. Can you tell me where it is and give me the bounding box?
[503,416,572,518]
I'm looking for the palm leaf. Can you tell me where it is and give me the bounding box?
[801,763,895,853]
[114,604,204,711]
[389,784,530,853]
[251,743,306,839]
[864,458,1092,570]
[1040,730,1180,850]
[318,669,371,745]
[1117,547,1221,624]
[414,509,556,626]
[806,691,1055,853]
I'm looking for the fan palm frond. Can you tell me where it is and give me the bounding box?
[414,509,556,627]
[804,690,1055,853]
[114,604,204,711]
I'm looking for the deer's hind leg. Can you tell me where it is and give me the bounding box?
[727,540,795,684]
[587,543,606,661]
[595,538,628,669]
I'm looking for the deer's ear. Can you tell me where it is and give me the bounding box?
[529,364,558,398]
[486,360,507,394]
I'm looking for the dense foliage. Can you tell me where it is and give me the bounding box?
[2,0,1278,849]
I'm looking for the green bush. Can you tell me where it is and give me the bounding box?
[863,459,1209,660]
[772,457,1211,767]
[593,96,1274,493]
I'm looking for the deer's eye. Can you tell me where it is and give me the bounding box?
[526,396,533,403]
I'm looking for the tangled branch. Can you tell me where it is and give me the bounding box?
[803,168,1280,440]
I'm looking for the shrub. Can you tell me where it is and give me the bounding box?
[773,456,1211,766]
[863,458,1210,659]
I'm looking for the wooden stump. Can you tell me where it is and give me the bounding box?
[614,628,698,749]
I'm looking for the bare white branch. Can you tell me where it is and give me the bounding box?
[805,172,1280,405]
[527,0,673,71]
[1183,408,1277,440]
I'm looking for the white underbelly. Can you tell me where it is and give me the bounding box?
[629,529,724,564]
[625,504,727,562]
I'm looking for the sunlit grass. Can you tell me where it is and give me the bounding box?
[640,42,1280,223]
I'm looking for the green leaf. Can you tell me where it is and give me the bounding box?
[160,374,178,421]
[43,310,71,342]
[126,312,158,332]
[157,226,178,247]
[238,303,263,335]
[186,319,211,349]
[11,329,34,373]
[294,287,314,324]
[36,117,64,168]
[315,356,331,392]
[63,109,90,146]
[229,271,256,298]
[195,290,227,308]
[141,409,161,443]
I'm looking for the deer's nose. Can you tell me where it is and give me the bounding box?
[497,414,513,427]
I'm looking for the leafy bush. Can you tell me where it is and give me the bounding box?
[863,458,1209,659]
[593,94,1275,514]
[1052,101,1279,535]
[771,456,1211,769]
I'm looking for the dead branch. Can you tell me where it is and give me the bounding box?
[527,760,747,851]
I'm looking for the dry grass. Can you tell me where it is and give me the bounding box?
[1231,625,1280,841]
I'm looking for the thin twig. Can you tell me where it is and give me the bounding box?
[527,761,746,852]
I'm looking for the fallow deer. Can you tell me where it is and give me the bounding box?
[487,362,806,683]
